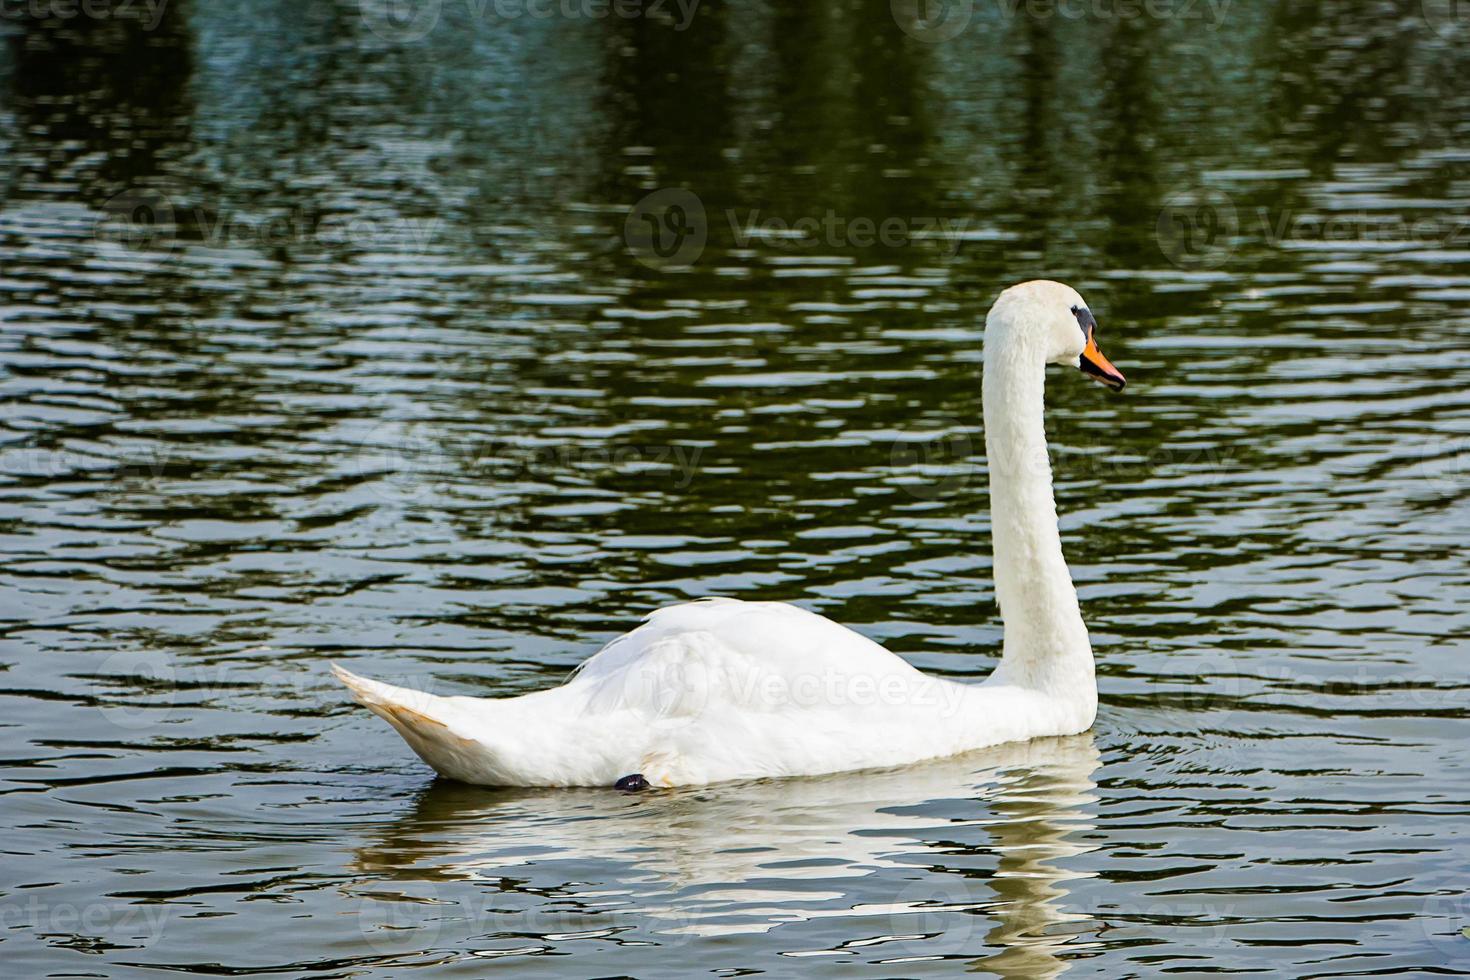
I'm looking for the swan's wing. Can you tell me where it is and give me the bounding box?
[569,597,933,729]
[563,599,964,784]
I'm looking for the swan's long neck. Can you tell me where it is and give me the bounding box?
[982,326,1096,706]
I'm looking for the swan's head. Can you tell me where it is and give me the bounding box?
[987,280,1126,391]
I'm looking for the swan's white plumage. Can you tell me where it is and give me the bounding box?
[334,280,1119,787]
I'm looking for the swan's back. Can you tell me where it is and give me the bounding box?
[572,597,923,691]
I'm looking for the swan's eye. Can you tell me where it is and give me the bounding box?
[1071,305,1096,340]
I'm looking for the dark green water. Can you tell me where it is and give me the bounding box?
[2,0,1469,975]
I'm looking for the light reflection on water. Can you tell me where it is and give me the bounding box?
[1,0,1469,975]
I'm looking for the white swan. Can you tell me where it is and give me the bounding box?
[333,280,1127,788]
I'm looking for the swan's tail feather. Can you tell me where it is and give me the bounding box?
[331,664,486,782]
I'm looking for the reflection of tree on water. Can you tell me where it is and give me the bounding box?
[349,733,1100,967]
[4,2,193,194]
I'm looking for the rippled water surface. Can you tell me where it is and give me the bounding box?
[3,1,1469,975]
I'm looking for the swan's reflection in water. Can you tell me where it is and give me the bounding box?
[350,735,1100,972]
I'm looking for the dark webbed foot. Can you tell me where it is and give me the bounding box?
[615,773,650,792]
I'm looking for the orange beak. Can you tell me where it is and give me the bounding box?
[1080,332,1126,391]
